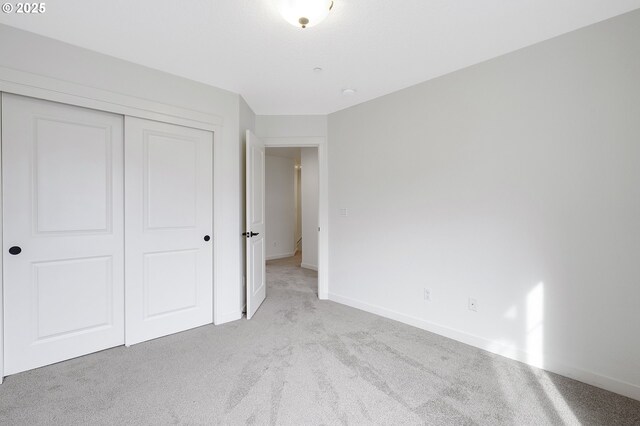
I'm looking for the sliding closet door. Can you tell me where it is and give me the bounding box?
[2,94,125,375]
[124,117,213,345]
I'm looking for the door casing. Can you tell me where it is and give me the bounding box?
[259,137,328,301]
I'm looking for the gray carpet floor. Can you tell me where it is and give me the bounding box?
[0,253,639,425]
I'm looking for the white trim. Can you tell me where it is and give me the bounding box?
[215,310,243,325]
[328,292,640,402]
[300,263,318,271]
[211,126,225,327]
[263,137,328,300]
[0,66,223,131]
[266,252,296,261]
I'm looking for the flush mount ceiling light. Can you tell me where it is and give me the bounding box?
[276,0,334,29]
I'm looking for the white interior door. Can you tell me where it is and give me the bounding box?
[2,94,124,375]
[246,130,266,319]
[125,117,213,345]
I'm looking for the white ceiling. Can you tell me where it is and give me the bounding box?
[2,1,639,115]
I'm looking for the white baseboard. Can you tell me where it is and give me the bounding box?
[328,292,640,402]
[300,263,318,271]
[214,310,243,325]
[266,252,295,261]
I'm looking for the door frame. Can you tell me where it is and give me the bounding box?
[0,68,226,382]
[262,137,328,300]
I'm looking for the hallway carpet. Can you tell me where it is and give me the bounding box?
[0,254,639,425]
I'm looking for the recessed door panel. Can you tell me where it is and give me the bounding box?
[146,134,198,230]
[34,256,113,340]
[2,94,124,375]
[251,238,265,295]
[144,250,198,318]
[125,117,213,345]
[251,146,264,226]
[35,119,111,234]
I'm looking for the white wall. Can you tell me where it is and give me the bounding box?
[265,155,296,260]
[0,24,244,325]
[239,96,256,312]
[256,115,327,138]
[328,10,640,400]
[301,148,319,270]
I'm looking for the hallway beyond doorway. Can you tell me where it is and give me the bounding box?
[267,252,318,297]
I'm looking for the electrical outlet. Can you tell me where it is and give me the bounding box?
[424,288,431,301]
[468,298,478,312]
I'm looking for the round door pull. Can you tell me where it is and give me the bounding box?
[9,246,22,255]
[204,235,211,242]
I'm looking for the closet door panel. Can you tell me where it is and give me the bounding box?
[2,94,124,375]
[125,117,213,345]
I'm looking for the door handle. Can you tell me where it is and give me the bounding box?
[242,232,260,238]
[9,246,22,255]
[204,235,211,242]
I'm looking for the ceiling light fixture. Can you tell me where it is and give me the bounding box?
[276,0,334,29]
[342,88,356,96]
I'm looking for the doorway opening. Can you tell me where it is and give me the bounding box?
[244,131,326,319]
[265,146,319,296]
